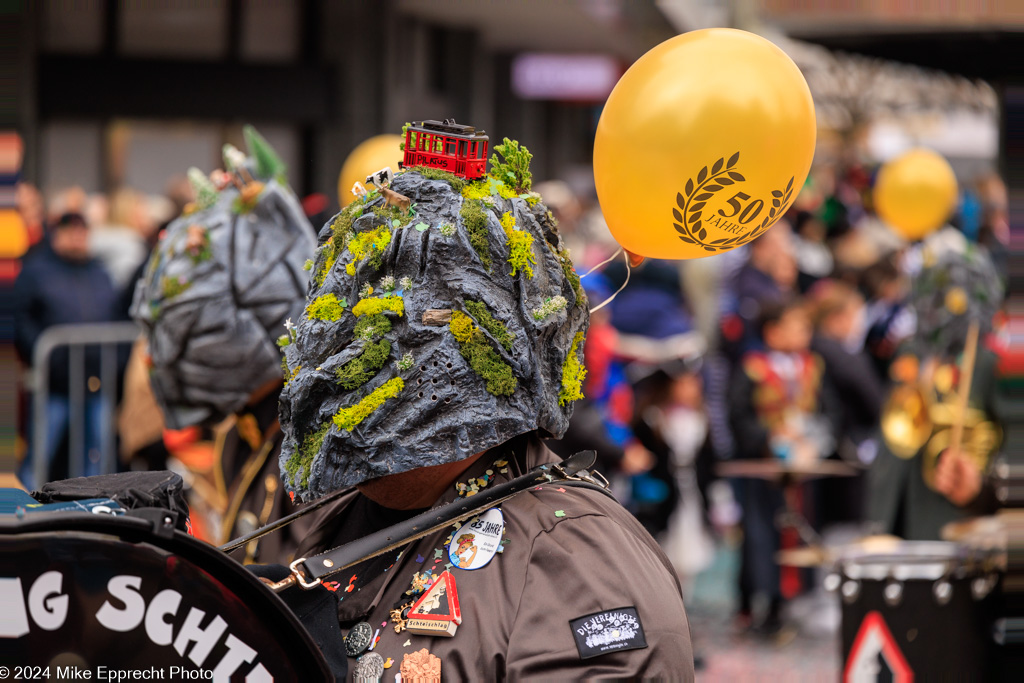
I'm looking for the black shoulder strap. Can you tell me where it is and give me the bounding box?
[262,450,610,593]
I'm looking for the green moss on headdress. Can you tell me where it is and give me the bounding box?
[559,331,586,406]
[307,293,347,321]
[532,295,568,321]
[335,339,391,390]
[412,166,466,193]
[450,311,517,396]
[354,313,392,341]
[285,421,329,489]
[501,211,536,278]
[557,247,585,306]
[347,225,393,275]
[460,198,492,269]
[333,377,405,431]
[352,295,404,318]
[371,205,414,230]
[464,300,513,351]
[161,276,192,299]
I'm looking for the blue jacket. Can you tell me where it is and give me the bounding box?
[13,240,119,393]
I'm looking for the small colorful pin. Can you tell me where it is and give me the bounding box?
[554,510,566,517]
[433,548,444,560]
[415,554,425,564]
[403,639,411,647]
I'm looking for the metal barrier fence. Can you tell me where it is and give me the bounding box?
[30,322,141,488]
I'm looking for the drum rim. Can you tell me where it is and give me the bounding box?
[0,511,331,679]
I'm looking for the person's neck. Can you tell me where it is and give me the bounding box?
[357,451,487,510]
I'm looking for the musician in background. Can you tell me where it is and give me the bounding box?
[868,248,1004,540]
[131,128,315,562]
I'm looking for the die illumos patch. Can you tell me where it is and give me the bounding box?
[569,606,647,659]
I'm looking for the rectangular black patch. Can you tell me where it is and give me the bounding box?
[569,606,648,659]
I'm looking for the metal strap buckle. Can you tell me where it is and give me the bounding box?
[551,464,610,490]
[264,558,322,593]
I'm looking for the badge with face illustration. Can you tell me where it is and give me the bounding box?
[447,508,504,570]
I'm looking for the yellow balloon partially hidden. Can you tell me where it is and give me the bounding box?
[874,148,957,241]
[0,209,29,258]
[337,135,404,207]
[594,28,816,260]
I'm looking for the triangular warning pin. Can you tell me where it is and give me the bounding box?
[405,570,462,637]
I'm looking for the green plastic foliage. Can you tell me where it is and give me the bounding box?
[489,137,533,192]
[244,125,286,182]
[187,168,219,210]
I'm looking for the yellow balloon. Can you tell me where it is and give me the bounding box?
[874,148,957,241]
[0,209,29,259]
[594,28,816,260]
[337,135,404,207]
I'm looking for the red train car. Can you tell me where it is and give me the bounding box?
[401,119,489,180]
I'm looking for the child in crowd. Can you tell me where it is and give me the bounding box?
[728,298,841,635]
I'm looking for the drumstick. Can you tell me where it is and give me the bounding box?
[949,320,980,456]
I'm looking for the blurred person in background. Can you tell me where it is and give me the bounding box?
[13,211,119,488]
[729,298,841,635]
[90,187,165,290]
[809,279,883,524]
[631,358,716,590]
[724,220,797,361]
[548,273,655,489]
[15,182,46,247]
[861,255,914,382]
[809,280,882,447]
[791,210,833,293]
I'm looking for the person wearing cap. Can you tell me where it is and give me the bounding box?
[279,153,694,679]
[131,127,315,562]
[14,211,120,488]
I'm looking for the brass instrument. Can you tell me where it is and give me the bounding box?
[881,357,1001,490]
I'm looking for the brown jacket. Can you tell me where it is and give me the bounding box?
[296,436,695,681]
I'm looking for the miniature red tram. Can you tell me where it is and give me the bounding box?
[401,119,489,180]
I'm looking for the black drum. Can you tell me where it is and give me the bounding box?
[831,540,999,681]
[0,510,329,682]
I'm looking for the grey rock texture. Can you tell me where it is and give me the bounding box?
[132,170,315,429]
[279,170,589,500]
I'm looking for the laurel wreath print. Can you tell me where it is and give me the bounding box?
[673,152,795,252]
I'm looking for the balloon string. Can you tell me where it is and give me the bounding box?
[588,250,631,315]
[579,247,623,279]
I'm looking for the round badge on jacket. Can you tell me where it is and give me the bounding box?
[448,508,504,570]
